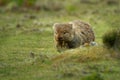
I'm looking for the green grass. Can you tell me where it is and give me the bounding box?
[0,0,120,80]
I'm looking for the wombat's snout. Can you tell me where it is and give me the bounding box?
[58,37,63,41]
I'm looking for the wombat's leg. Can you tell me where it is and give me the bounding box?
[56,41,62,52]
[83,43,90,47]
[56,41,68,52]
[64,42,69,48]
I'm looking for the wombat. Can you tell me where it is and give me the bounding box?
[53,20,95,51]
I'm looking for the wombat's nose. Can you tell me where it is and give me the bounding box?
[58,37,63,40]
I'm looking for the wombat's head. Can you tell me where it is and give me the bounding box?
[53,23,74,42]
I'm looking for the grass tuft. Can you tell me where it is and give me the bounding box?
[102,29,120,52]
[52,46,113,65]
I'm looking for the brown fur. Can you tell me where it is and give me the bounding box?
[53,20,95,52]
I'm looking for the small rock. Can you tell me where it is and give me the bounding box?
[30,52,35,58]
[90,42,98,46]
[16,23,21,28]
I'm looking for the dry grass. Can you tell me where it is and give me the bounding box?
[51,46,115,65]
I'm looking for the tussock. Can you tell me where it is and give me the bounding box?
[51,46,113,64]
[102,28,120,53]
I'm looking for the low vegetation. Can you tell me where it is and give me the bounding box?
[103,29,120,50]
[102,29,120,59]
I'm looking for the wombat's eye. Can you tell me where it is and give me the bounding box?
[63,31,67,34]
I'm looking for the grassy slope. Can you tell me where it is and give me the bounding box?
[0,0,120,80]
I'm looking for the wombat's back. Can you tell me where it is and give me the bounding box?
[70,20,95,44]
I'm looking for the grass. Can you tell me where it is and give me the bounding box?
[0,0,120,80]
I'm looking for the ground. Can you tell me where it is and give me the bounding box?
[0,0,120,80]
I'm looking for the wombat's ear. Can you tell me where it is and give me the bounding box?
[69,23,73,29]
[53,23,59,30]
